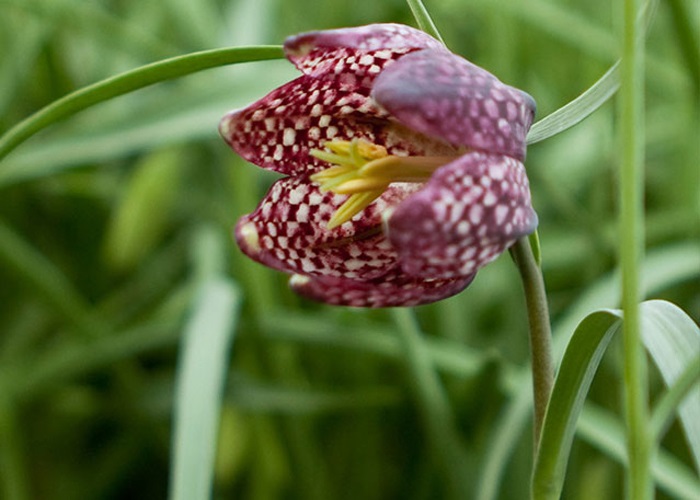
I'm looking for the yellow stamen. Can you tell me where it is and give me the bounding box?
[332,178,391,195]
[310,138,457,228]
[326,190,386,230]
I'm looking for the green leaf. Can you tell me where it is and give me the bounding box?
[0,45,284,162]
[477,244,700,500]
[406,0,445,43]
[532,300,700,499]
[168,277,241,500]
[527,62,619,145]
[531,309,622,500]
[640,300,700,474]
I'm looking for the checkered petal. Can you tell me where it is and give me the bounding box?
[289,270,475,308]
[387,152,538,279]
[235,175,423,280]
[219,74,457,176]
[372,49,536,161]
[284,23,444,82]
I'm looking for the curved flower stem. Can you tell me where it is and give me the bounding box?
[510,236,554,448]
[0,46,284,163]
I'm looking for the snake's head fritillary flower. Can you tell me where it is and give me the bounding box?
[220,23,538,307]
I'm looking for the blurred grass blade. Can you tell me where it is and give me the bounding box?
[578,404,700,500]
[406,0,445,43]
[0,392,30,500]
[169,279,241,500]
[525,0,658,145]
[0,45,284,162]
[640,300,700,473]
[651,353,700,447]
[228,374,402,413]
[6,0,178,59]
[531,309,622,500]
[0,221,102,338]
[527,62,619,145]
[104,147,183,272]
[391,308,470,500]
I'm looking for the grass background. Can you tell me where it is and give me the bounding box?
[0,0,698,498]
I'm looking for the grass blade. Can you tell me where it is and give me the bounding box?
[406,0,444,43]
[527,62,619,145]
[640,300,700,473]
[531,310,621,499]
[169,278,241,500]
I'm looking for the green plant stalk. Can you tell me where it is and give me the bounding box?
[619,0,652,497]
[0,46,284,162]
[510,237,554,449]
[391,308,469,500]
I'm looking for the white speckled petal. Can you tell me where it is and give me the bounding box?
[289,269,475,307]
[372,49,536,161]
[235,175,422,280]
[387,152,538,279]
[219,74,456,176]
[284,23,444,80]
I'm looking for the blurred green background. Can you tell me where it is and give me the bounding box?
[0,0,698,499]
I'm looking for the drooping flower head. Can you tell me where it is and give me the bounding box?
[220,23,537,307]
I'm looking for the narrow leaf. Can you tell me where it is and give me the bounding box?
[406,0,445,43]
[531,309,622,500]
[640,300,700,474]
[527,62,619,145]
[169,278,241,500]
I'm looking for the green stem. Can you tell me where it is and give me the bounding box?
[619,0,651,497]
[510,237,554,449]
[391,308,469,500]
[0,46,284,162]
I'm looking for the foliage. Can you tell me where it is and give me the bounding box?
[0,0,698,499]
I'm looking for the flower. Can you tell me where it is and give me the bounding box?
[220,23,538,307]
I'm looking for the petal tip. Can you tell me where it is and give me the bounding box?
[284,33,316,58]
[218,109,241,144]
[289,273,311,288]
[235,221,261,255]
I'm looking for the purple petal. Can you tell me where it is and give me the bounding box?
[235,176,420,280]
[284,23,444,81]
[371,49,536,161]
[387,152,538,279]
[220,74,457,176]
[289,270,475,307]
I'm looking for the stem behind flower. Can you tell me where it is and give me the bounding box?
[510,237,554,449]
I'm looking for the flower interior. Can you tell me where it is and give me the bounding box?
[310,138,459,229]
